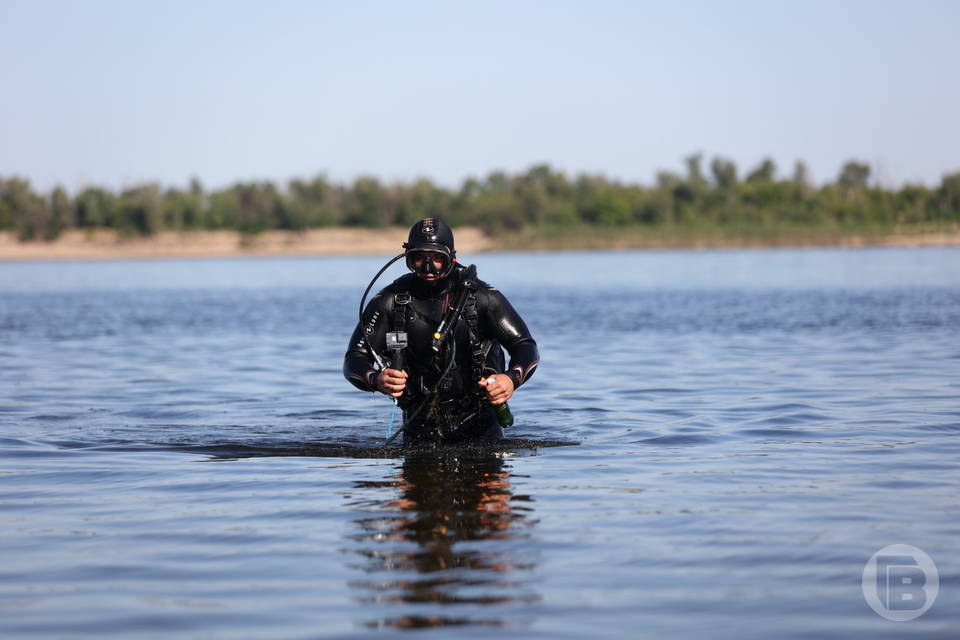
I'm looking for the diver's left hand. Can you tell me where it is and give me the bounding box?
[478,374,515,405]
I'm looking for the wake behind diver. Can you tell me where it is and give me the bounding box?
[343,218,540,446]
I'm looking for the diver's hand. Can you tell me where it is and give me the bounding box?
[376,368,407,398]
[479,374,514,405]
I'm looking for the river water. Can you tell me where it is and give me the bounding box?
[1,248,958,638]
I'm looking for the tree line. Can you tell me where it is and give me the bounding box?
[2,156,958,241]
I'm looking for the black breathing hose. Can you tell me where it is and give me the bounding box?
[358,253,406,325]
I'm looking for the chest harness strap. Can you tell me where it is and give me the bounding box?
[389,291,411,368]
[392,292,411,332]
[463,290,486,420]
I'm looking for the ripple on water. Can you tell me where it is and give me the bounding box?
[634,434,720,446]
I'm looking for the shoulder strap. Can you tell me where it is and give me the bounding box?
[464,289,483,384]
[392,291,411,332]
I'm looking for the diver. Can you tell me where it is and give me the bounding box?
[343,217,539,445]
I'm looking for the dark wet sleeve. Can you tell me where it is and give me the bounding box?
[481,287,539,389]
[343,293,390,392]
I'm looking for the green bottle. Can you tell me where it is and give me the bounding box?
[495,402,514,427]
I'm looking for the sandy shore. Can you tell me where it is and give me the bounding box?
[828,232,960,248]
[0,228,493,261]
[500,227,960,251]
[1,227,958,261]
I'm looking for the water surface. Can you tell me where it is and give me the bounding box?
[1,247,958,637]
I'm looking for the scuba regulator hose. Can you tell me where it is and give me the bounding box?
[358,253,405,326]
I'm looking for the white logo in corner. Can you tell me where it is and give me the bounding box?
[862,544,938,621]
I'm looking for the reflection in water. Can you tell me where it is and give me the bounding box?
[347,450,538,629]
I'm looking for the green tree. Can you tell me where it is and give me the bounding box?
[344,177,391,227]
[893,184,929,224]
[792,161,811,188]
[467,190,524,233]
[75,187,115,229]
[395,178,451,226]
[746,158,776,183]
[207,189,239,229]
[289,174,339,227]
[163,182,207,232]
[684,152,708,191]
[49,186,73,239]
[1,177,52,240]
[232,182,281,233]
[710,157,738,190]
[583,189,630,226]
[0,199,11,230]
[837,161,870,190]
[935,172,960,222]
[117,184,163,235]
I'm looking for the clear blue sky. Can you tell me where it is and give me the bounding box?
[1,0,958,193]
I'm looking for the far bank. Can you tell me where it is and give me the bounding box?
[1,225,959,261]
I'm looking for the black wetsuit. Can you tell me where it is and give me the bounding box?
[343,268,539,444]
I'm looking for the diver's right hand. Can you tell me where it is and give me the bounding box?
[376,368,408,398]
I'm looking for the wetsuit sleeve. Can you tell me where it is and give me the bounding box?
[480,287,539,389]
[343,293,391,392]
